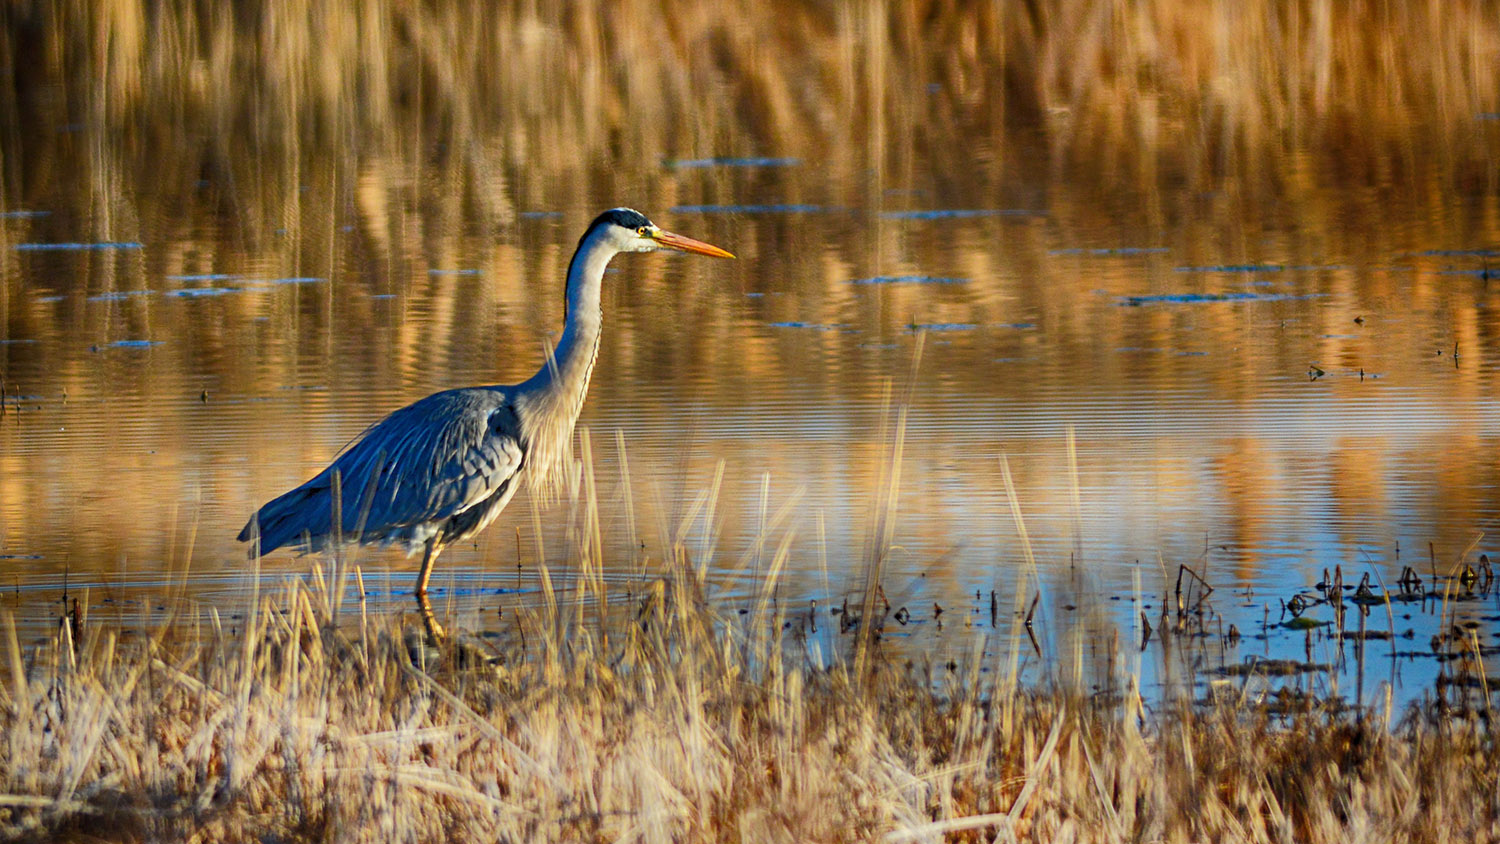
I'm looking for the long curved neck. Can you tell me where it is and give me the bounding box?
[517,227,618,492]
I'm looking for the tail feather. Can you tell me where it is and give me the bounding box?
[238,479,332,555]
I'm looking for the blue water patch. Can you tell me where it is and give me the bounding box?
[108,339,162,348]
[1174,264,1284,273]
[16,241,143,251]
[87,290,152,302]
[520,211,563,219]
[1120,291,1326,306]
[1050,247,1169,256]
[997,322,1037,330]
[850,275,968,285]
[0,338,37,345]
[166,273,238,281]
[167,287,237,298]
[909,322,977,332]
[0,210,50,219]
[881,209,1038,220]
[1419,249,1500,257]
[267,277,326,285]
[665,156,800,168]
[369,293,397,300]
[768,321,846,330]
[672,204,823,214]
[428,268,481,276]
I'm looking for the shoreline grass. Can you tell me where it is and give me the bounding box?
[3,555,1499,843]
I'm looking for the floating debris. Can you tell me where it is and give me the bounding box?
[1218,658,1330,676]
[1350,573,1386,606]
[1340,630,1392,641]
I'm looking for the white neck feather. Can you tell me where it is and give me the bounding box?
[514,226,618,495]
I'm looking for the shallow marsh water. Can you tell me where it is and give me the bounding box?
[3,1,1500,708]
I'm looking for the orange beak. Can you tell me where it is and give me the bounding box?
[652,228,736,259]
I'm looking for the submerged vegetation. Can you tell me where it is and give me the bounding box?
[4,558,1500,843]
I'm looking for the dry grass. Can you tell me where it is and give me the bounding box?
[3,551,1499,843]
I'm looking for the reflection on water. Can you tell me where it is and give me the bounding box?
[3,0,1500,706]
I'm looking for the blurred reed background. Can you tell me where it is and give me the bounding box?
[2,0,1497,215]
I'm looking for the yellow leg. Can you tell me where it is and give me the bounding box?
[415,538,445,640]
[416,591,446,641]
[416,539,439,597]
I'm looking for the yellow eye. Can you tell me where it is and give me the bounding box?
[637,226,650,236]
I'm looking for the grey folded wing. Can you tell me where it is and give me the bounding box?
[241,391,524,554]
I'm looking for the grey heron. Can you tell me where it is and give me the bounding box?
[238,208,733,623]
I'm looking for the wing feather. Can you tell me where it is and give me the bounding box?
[241,389,524,554]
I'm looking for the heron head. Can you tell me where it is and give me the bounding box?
[591,207,735,258]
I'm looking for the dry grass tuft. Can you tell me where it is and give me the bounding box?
[3,556,1499,843]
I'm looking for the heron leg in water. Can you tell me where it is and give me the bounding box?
[415,538,439,597]
[415,538,446,640]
